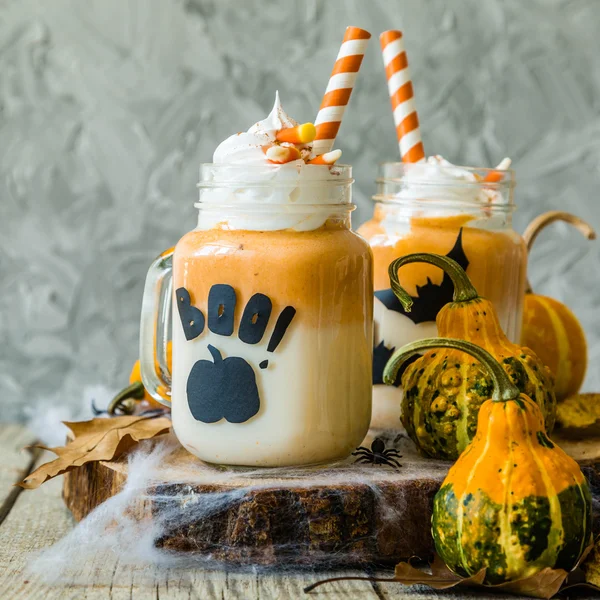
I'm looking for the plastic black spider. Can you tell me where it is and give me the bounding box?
[352,438,402,469]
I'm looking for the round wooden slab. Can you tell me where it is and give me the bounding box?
[62,428,600,568]
[63,429,450,567]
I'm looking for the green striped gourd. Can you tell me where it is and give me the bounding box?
[388,253,556,460]
[384,337,592,585]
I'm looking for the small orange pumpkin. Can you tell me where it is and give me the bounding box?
[109,341,172,414]
[522,211,596,402]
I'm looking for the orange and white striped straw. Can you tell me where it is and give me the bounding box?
[312,26,371,157]
[380,30,425,163]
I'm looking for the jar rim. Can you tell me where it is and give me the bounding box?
[194,202,356,212]
[370,197,516,214]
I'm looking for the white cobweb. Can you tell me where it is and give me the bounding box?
[26,427,452,586]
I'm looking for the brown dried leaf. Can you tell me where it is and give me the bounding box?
[307,539,598,596]
[305,551,589,597]
[17,415,171,489]
[303,560,485,594]
[430,552,461,577]
[394,559,486,589]
[394,550,591,599]
[489,567,568,599]
[556,393,600,434]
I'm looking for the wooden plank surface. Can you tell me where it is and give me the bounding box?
[0,423,595,599]
[0,424,37,524]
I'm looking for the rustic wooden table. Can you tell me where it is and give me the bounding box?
[0,423,595,600]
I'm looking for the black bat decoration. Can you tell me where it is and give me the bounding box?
[374,229,469,325]
[373,341,396,385]
[372,341,420,387]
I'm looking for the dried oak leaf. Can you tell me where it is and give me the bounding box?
[394,554,486,589]
[305,549,594,598]
[556,393,600,434]
[406,555,568,599]
[17,415,171,490]
[426,543,596,599]
[303,556,485,594]
[488,568,569,599]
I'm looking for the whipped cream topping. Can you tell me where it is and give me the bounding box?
[199,93,348,232]
[376,155,514,236]
[397,155,511,205]
[213,91,306,166]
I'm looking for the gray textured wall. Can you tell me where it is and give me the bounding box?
[2,0,599,422]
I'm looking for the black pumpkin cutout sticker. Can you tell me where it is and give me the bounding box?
[187,345,261,424]
[176,284,296,424]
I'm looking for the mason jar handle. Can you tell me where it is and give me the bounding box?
[139,247,174,406]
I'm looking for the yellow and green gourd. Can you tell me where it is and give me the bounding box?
[385,337,592,585]
[388,253,556,460]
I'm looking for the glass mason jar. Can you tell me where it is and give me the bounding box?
[140,164,373,467]
[357,162,527,430]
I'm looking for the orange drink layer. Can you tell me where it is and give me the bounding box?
[175,226,372,330]
[361,213,526,308]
